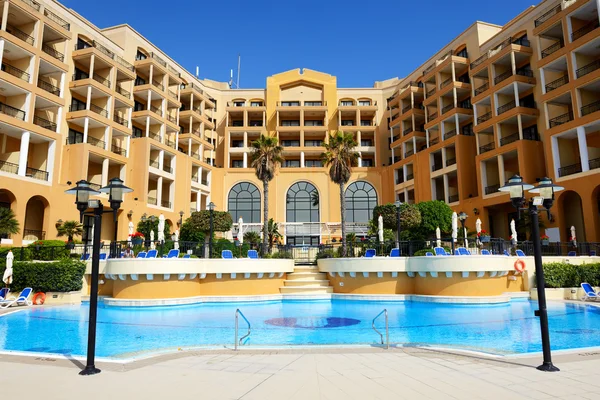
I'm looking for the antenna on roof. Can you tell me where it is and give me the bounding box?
[237,54,241,89]
[196,66,199,78]
[228,55,241,89]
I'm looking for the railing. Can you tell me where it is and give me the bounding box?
[535,4,561,27]
[113,113,128,127]
[516,69,534,78]
[545,74,568,92]
[549,111,573,128]
[168,65,180,77]
[23,229,45,241]
[474,82,489,96]
[161,200,171,208]
[111,144,126,156]
[500,132,519,146]
[372,309,389,349]
[116,85,130,98]
[558,162,582,177]
[576,60,600,79]
[91,41,114,59]
[149,132,161,142]
[429,137,439,146]
[406,173,414,180]
[404,149,414,158]
[494,70,512,85]
[432,161,443,172]
[571,19,599,42]
[234,309,251,350]
[166,114,177,124]
[1,63,30,81]
[470,53,488,69]
[26,166,48,181]
[440,77,452,89]
[448,194,459,203]
[444,129,457,140]
[150,53,167,67]
[150,105,162,115]
[149,160,159,168]
[477,111,492,124]
[0,160,19,175]
[151,79,164,91]
[523,127,540,141]
[41,44,64,62]
[164,138,176,149]
[422,63,435,76]
[44,8,70,30]
[479,142,495,154]
[446,157,456,167]
[581,100,600,117]
[37,77,61,96]
[168,90,178,100]
[88,182,102,191]
[403,127,412,135]
[426,88,436,97]
[90,104,109,118]
[33,115,57,131]
[115,55,135,72]
[20,0,40,11]
[590,157,600,171]
[6,24,35,45]
[441,103,454,114]
[429,111,438,120]
[541,40,564,58]
[402,105,411,113]
[497,100,516,115]
[0,102,26,121]
[147,196,157,206]
[485,184,501,195]
[93,73,111,88]
[87,136,106,149]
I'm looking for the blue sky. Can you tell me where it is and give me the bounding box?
[61,0,537,88]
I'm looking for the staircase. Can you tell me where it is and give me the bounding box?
[280,265,333,294]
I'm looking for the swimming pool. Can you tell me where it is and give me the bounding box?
[1,300,599,359]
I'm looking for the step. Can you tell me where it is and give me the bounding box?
[283,279,330,287]
[292,267,320,273]
[279,286,333,294]
[286,272,328,281]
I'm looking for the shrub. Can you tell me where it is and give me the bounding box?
[0,259,86,292]
[413,247,451,257]
[414,201,453,240]
[180,211,232,242]
[28,240,71,261]
[372,203,422,232]
[540,262,600,288]
[136,215,171,240]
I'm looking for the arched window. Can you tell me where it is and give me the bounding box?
[227,182,261,223]
[286,182,319,223]
[345,181,378,223]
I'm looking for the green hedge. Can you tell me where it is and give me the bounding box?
[0,259,86,292]
[541,262,600,288]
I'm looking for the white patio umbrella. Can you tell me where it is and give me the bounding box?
[510,219,518,243]
[238,217,244,244]
[436,227,441,248]
[3,250,13,286]
[475,218,482,246]
[451,212,458,242]
[150,229,155,250]
[157,214,165,243]
[378,215,384,242]
[173,229,179,250]
[570,226,577,246]
[128,221,134,243]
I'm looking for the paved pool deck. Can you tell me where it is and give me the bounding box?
[2,347,600,399]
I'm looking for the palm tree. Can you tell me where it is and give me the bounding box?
[322,131,359,257]
[263,218,282,250]
[250,134,284,254]
[0,207,19,237]
[56,220,84,242]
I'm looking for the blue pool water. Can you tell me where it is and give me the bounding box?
[1,300,600,358]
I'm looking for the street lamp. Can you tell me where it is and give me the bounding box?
[208,202,215,258]
[100,178,133,258]
[179,210,184,227]
[458,211,468,248]
[499,175,563,372]
[395,200,402,253]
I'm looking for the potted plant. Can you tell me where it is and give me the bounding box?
[130,231,144,245]
[540,234,550,246]
[56,220,83,250]
[478,229,491,243]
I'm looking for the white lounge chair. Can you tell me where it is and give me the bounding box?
[0,287,33,308]
[581,283,599,301]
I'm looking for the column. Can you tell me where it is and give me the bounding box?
[481,161,488,195]
[540,68,547,94]
[510,52,517,75]
[159,150,164,170]
[86,87,92,109]
[196,192,201,211]
[453,87,457,107]
[577,126,590,172]
[89,55,95,82]
[243,152,248,168]
[156,176,163,206]
[300,152,305,168]
[473,106,478,126]
[451,62,456,82]
[358,152,362,167]
[425,129,430,147]
[17,132,30,176]
[443,174,449,203]
[357,131,361,146]
[125,135,131,158]
[145,116,150,137]
[101,158,109,187]
[55,107,63,133]
[1,4,8,30]
[0,40,4,65]
[517,114,524,140]
[551,136,561,178]
[454,114,460,134]
[498,155,506,189]
[83,118,89,143]
[513,82,520,107]
[243,131,248,147]
[47,140,56,183]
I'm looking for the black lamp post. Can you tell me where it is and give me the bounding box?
[395,200,402,253]
[100,177,133,258]
[179,210,184,227]
[499,175,563,372]
[208,202,215,258]
[65,178,131,376]
[458,211,468,248]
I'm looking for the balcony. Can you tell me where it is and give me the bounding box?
[406,173,414,181]
[166,114,177,124]
[494,71,512,85]
[440,77,452,89]
[404,149,414,158]
[1,63,30,82]
[448,194,459,203]
[5,24,35,46]
[151,79,164,92]
[485,184,500,195]
[37,77,61,96]
[43,8,70,30]
[116,85,131,98]
[549,111,574,128]
[0,160,18,175]
[571,19,600,42]
[92,73,111,88]
[427,88,436,97]
[474,82,489,96]
[19,0,40,11]
[581,100,600,117]
[41,44,65,62]
[558,162,582,177]
[87,136,106,149]
[429,137,439,146]
[403,127,413,136]
[590,157,600,171]
[150,105,162,116]
[111,144,126,156]
[479,142,495,154]
[441,104,454,115]
[443,129,457,140]
[429,111,438,120]
[477,111,492,124]
[545,75,569,92]
[90,104,109,119]
[432,161,443,172]
[446,158,456,167]
[497,100,516,115]
[576,60,600,79]
[148,196,157,206]
[113,113,128,127]
[26,166,48,181]
[0,102,26,121]
[541,40,564,58]
[33,115,57,132]
[535,4,561,27]
[164,138,176,149]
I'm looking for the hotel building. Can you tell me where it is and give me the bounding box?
[0,0,599,246]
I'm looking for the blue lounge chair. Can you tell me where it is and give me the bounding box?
[182,254,191,259]
[515,249,526,257]
[98,253,108,261]
[568,251,576,257]
[425,252,433,257]
[0,288,9,301]
[581,283,599,301]
[457,247,471,256]
[247,250,259,259]
[80,253,91,261]
[504,250,511,256]
[364,249,376,258]
[390,248,400,257]
[590,251,597,256]
[162,255,167,258]
[146,249,158,258]
[481,249,491,255]
[136,251,147,258]
[0,287,33,308]
[434,247,448,256]
[222,250,234,259]
[167,249,180,258]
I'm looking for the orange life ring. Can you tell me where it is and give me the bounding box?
[32,292,46,305]
[514,259,526,273]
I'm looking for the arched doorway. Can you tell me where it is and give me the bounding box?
[345,181,378,224]
[560,191,586,242]
[593,185,600,242]
[227,182,261,223]
[286,181,319,245]
[23,195,49,242]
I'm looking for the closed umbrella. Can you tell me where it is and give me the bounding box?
[3,250,13,286]
[150,229,155,250]
[510,219,518,243]
[174,229,179,250]
[451,212,458,241]
[436,227,441,248]
[128,221,134,244]
[378,215,384,242]
[570,226,577,247]
[238,217,244,244]
[157,214,165,243]
[476,218,482,247]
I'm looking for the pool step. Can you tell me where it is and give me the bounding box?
[279,286,334,294]
[283,279,330,287]
[280,265,333,294]
[286,272,328,281]
[292,266,320,273]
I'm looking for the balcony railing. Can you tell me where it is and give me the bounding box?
[115,55,135,72]
[541,40,564,58]
[111,144,126,156]
[148,132,161,142]
[558,162,582,177]
[576,60,600,79]
[87,136,106,149]
[168,90,178,100]
[441,103,454,115]
[440,77,452,89]
[161,200,172,209]
[92,73,111,88]
[33,115,57,131]
[37,77,61,96]
[163,165,173,174]
[168,66,180,77]
[41,44,65,62]
[166,114,177,124]
[150,105,162,116]
[1,63,30,82]
[590,157,600,171]
[90,104,109,118]
[402,105,411,114]
[535,4,561,27]
[497,100,516,115]
[404,149,414,158]
[582,100,600,116]
[26,166,48,181]
[152,79,164,91]
[545,74,569,92]
[429,137,439,146]
[116,85,130,98]
[0,160,19,175]
[429,111,438,120]
[432,161,443,172]
[150,53,167,67]
[479,142,495,154]
[44,8,70,30]
[470,53,488,69]
[474,82,489,96]
[6,24,35,45]
[500,132,519,146]
[149,160,159,169]
[19,0,40,11]
[406,173,414,180]
[485,184,501,195]
[164,138,176,149]
[427,88,436,97]
[448,195,459,203]
[395,176,404,185]
[444,129,457,140]
[549,111,574,128]
[571,19,599,42]
[516,68,534,78]
[23,229,45,241]
[477,111,492,124]
[446,157,456,167]
[403,127,412,136]
[0,102,26,121]
[494,70,512,85]
[113,113,128,127]
[147,196,157,206]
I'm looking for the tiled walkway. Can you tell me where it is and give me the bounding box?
[2,348,600,399]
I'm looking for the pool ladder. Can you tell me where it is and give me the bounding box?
[372,309,389,349]
[234,308,251,350]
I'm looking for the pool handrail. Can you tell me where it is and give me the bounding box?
[234,308,251,350]
[372,309,389,349]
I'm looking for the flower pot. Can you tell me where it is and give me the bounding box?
[132,238,143,246]
[479,236,490,243]
[541,239,549,246]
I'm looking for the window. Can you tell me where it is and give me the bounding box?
[362,159,374,167]
[135,51,147,61]
[232,120,243,127]
[286,182,319,223]
[358,100,371,106]
[210,98,217,112]
[281,120,300,126]
[345,181,378,223]
[249,120,263,126]
[360,120,372,126]
[341,101,354,106]
[135,76,146,86]
[132,126,143,138]
[341,120,354,126]
[231,140,244,148]
[134,101,145,112]
[282,140,300,147]
[459,98,472,109]
[233,101,245,107]
[67,128,84,144]
[305,160,322,167]
[73,68,89,80]
[305,140,323,147]
[251,101,263,107]
[232,160,244,168]
[228,182,260,223]
[305,120,324,126]
[282,160,301,168]
[304,101,322,106]
[462,123,474,136]
[456,48,468,58]
[281,101,300,107]
[361,139,373,146]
